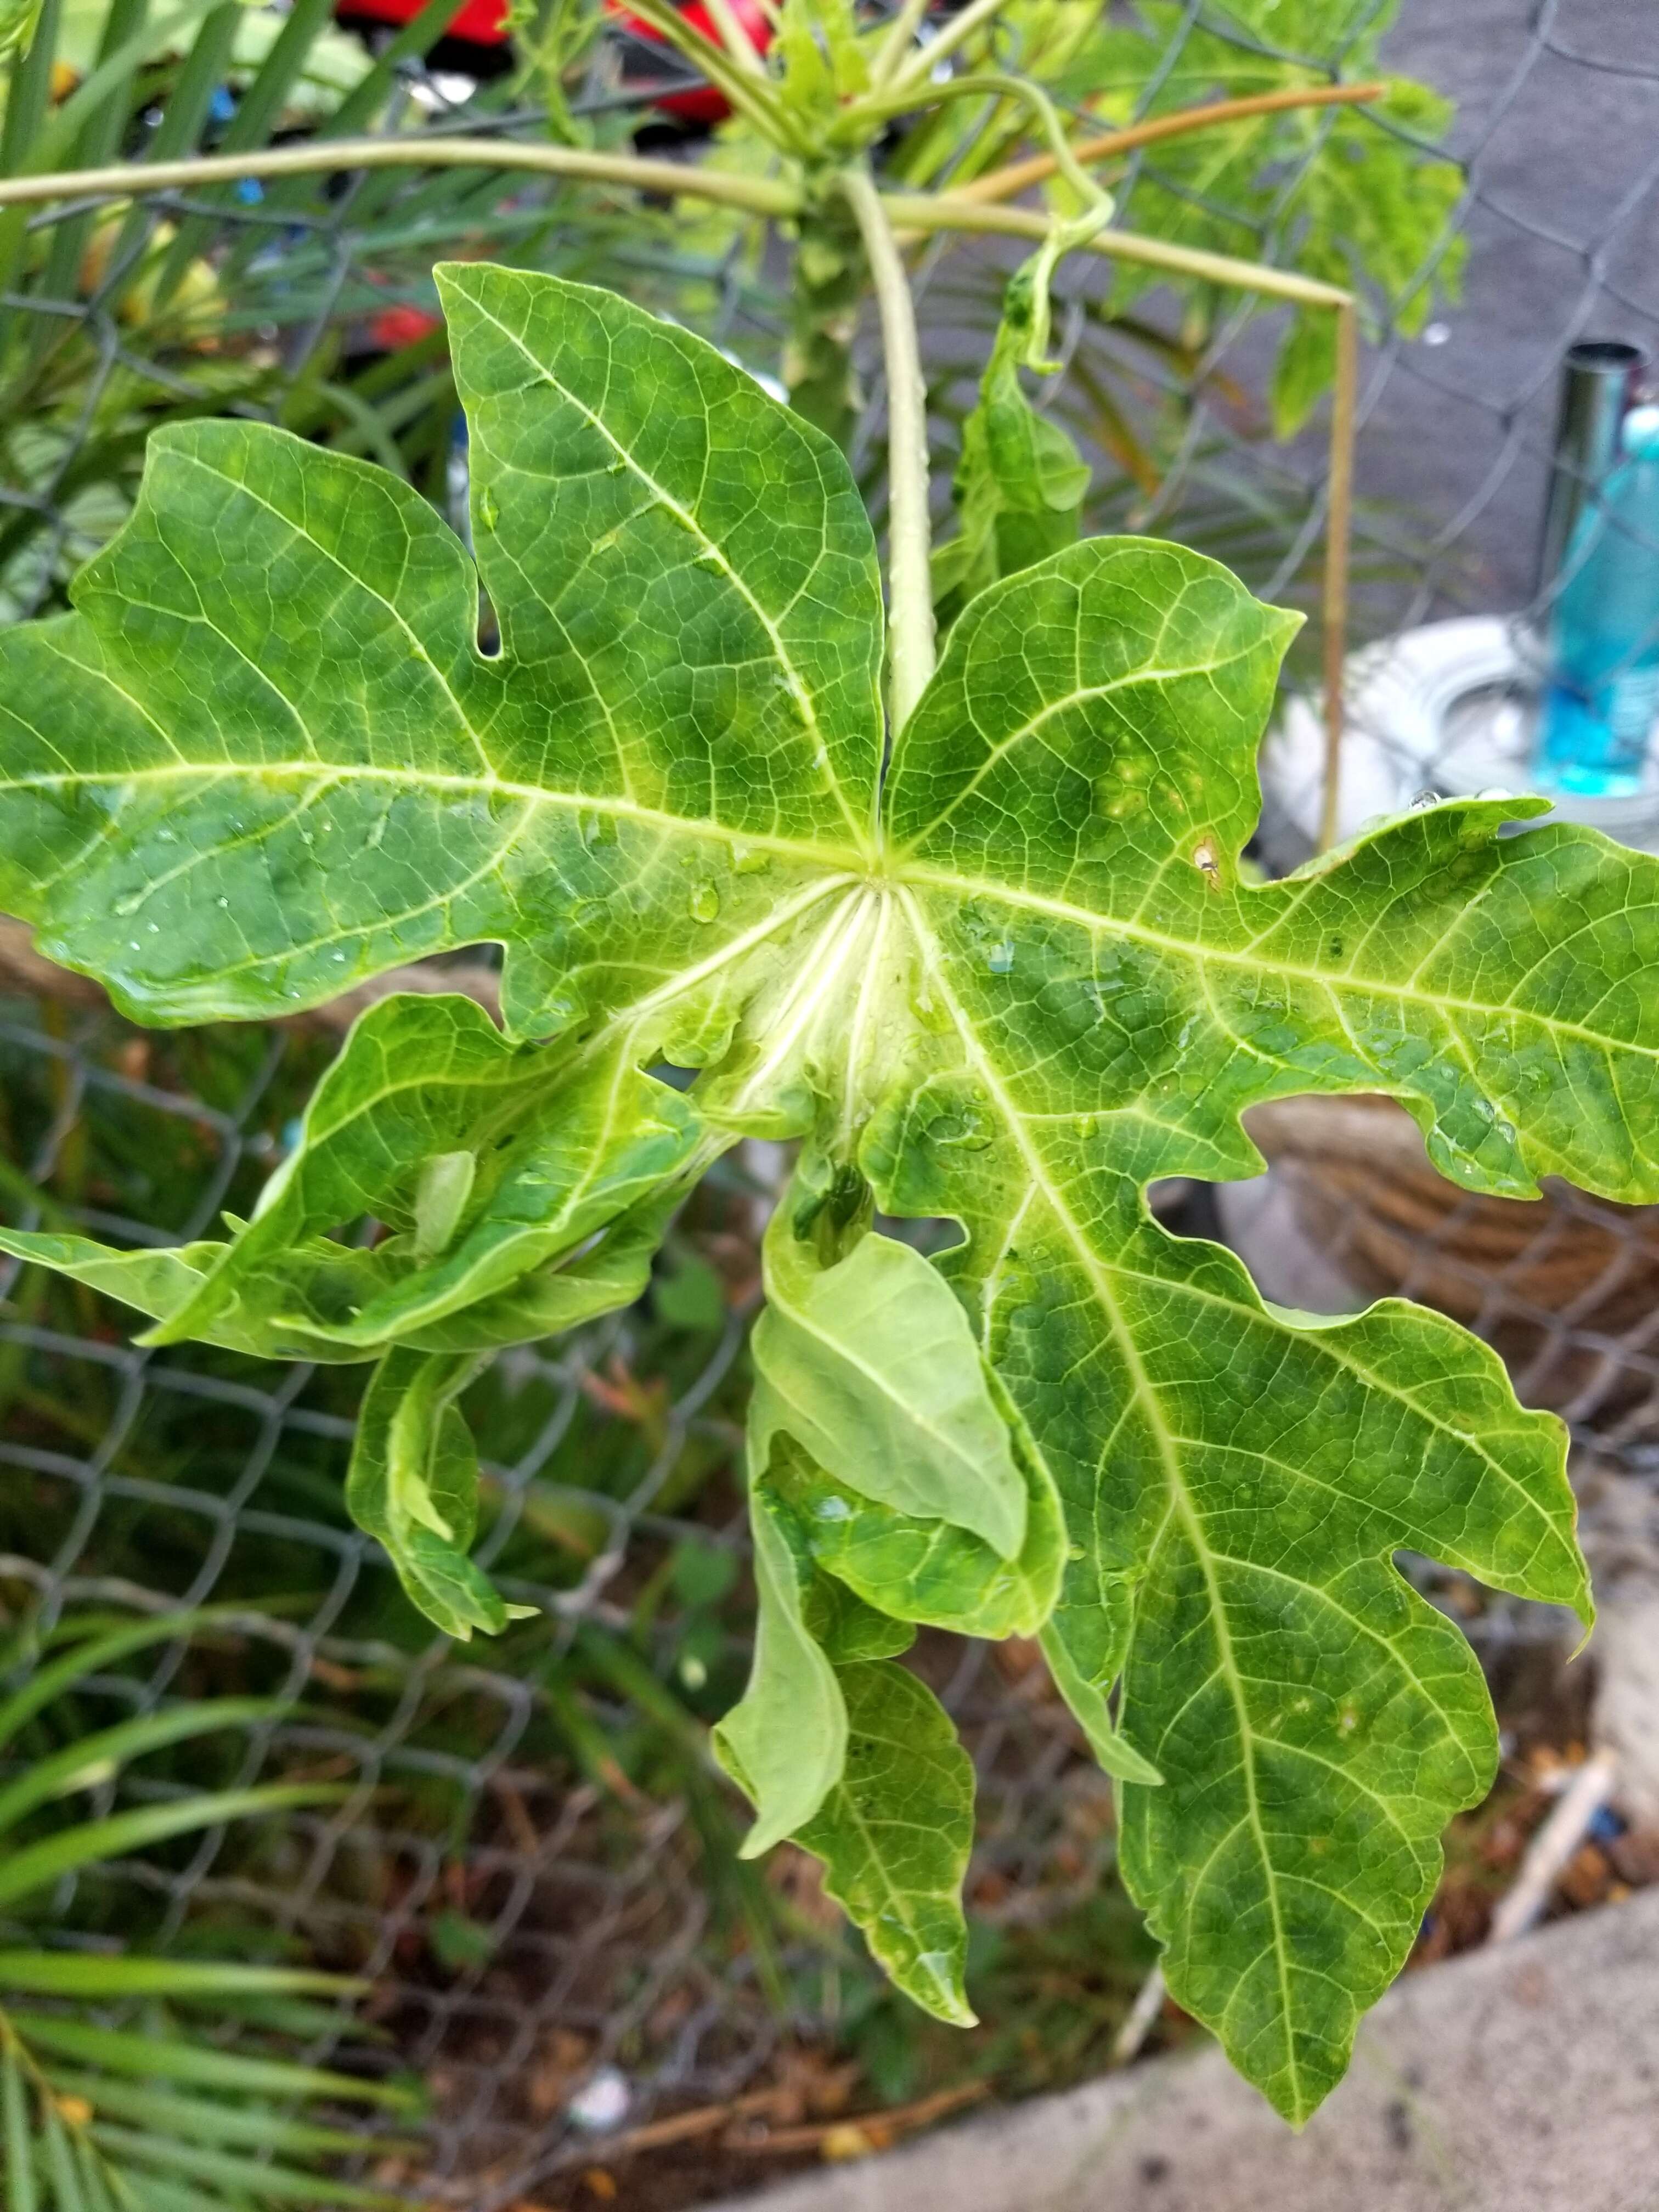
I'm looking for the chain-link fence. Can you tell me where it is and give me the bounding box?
[3,2,1659,2207]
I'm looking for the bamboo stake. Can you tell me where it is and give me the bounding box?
[882,187,1359,813]
[1319,301,1359,853]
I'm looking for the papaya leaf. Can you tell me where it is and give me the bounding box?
[346,1346,537,1639]
[0,266,884,1034]
[0,1228,374,1363]
[933,261,1090,631]
[762,1411,1064,1640]
[753,1206,1029,1557]
[1059,1,1466,435]
[1037,1618,1161,1788]
[712,1476,848,1856]
[145,995,700,1353]
[802,1566,916,1664]
[1,266,1651,2118]
[794,1659,976,2027]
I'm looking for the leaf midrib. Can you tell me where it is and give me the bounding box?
[34,774,1648,1084]
[893,881,1306,2117]
[899,862,1659,1069]
[0,756,868,874]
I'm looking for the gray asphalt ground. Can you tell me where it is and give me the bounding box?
[716,1860,1659,2212]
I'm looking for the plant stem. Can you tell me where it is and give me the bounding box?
[881,0,1005,97]
[839,165,934,736]
[881,187,1358,824]
[698,0,771,78]
[0,136,803,216]
[849,72,1111,213]
[958,81,1386,206]
[622,0,792,140]
[868,0,933,91]
[878,187,1351,306]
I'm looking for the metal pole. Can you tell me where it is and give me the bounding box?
[1537,340,1648,602]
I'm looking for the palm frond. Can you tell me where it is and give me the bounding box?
[0,1613,417,2210]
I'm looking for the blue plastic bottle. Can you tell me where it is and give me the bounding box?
[1537,402,1659,796]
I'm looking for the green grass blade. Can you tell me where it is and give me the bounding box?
[41,2103,84,2212]
[0,1786,340,1912]
[0,1610,233,1759]
[10,2017,414,2108]
[0,1701,290,1838]
[85,2124,404,2207]
[0,1959,361,2001]
[151,0,337,307]
[0,0,62,170]
[42,2075,410,2158]
[3,2040,38,2212]
[91,1,244,324]
[0,0,63,332]
[70,2134,119,2212]
[30,0,150,330]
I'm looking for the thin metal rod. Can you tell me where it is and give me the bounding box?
[0,137,802,216]
[1318,302,1359,854]
[958,81,1386,206]
[840,166,935,736]
[1536,339,1646,603]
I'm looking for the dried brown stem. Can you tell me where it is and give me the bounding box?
[958,81,1387,206]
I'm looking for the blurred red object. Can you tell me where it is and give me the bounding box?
[368,302,444,350]
[339,0,510,44]
[332,0,772,114]
[613,0,772,122]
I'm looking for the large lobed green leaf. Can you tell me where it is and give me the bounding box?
[1,262,1652,2117]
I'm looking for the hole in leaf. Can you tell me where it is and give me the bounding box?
[477,584,501,658]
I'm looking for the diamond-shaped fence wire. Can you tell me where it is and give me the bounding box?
[2,2,1659,2206]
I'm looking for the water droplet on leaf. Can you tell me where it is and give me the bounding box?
[986,938,1015,974]
[689,881,721,924]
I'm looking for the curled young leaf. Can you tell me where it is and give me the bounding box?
[0,1226,388,1364]
[712,1478,848,1857]
[347,1347,536,1640]
[147,994,701,1353]
[933,260,1091,630]
[754,1207,1029,1558]
[762,1417,1063,1641]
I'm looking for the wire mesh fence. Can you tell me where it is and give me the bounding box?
[3,2,1659,2206]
